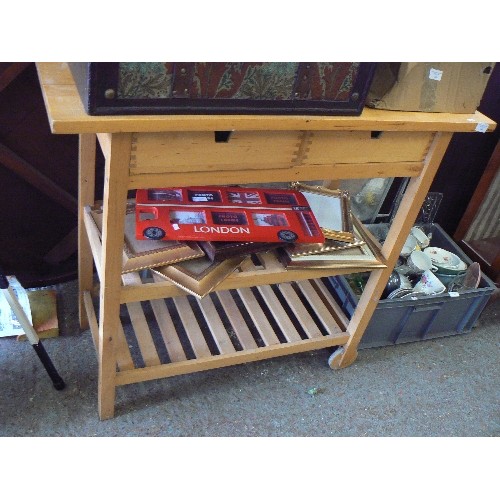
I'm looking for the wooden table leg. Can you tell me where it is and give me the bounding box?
[331,132,454,369]
[97,133,132,420]
[78,134,97,329]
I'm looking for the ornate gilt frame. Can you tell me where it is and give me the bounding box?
[290,182,354,242]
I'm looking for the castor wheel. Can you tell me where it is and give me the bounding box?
[328,347,358,370]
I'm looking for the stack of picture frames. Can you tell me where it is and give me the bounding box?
[86,182,385,300]
[87,202,247,299]
[87,200,290,299]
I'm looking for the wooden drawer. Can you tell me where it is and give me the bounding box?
[301,131,434,165]
[130,130,303,174]
[128,130,435,185]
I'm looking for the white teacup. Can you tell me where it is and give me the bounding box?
[401,234,418,257]
[407,250,438,274]
[413,270,446,295]
[411,227,431,249]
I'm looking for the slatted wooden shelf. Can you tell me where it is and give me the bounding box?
[84,276,350,386]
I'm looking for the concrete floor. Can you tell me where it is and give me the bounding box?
[0,279,499,437]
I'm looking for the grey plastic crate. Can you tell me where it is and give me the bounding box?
[324,224,496,349]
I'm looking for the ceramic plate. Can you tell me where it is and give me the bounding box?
[423,247,464,269]
[387,288,413,299]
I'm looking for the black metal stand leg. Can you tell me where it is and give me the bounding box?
[32,341,66,390]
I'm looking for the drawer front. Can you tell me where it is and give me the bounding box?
[128,130,435,185]
[302,131,434,165]
[130,130,303,174]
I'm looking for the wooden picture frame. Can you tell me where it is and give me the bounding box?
[280,217,385,269]
[151,255,247,299]
[283,236,365,259]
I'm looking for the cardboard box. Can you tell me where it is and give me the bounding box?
[366,62,495,113]
[17,289,59,341]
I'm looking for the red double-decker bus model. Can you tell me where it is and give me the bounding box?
[135,186,325,244]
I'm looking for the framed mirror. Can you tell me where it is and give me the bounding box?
[290,182,354,242]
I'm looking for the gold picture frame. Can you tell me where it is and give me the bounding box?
[151,255,247,299]
[280,216,386,270]
[283,235,365,259]
[290,182,354,242]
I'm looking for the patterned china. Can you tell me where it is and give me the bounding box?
[423,247,461,267]
[423,247,467,274]
[407,250,438,274]
[413,270,446,295]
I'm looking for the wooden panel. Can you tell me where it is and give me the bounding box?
[255,286,302,342]
[126,301,161,366]
[83,291,99,351]
[115,333,350,386]
[114,322,135,371]
[303,131,434,165]
[172,296,212,358]
[129,129,432,178]
[114,279,350,386]
[86,278,350,387]
[121,272,160,367]
[198,296,237,354]
[83,206,102,281]
[126,162,424,189]
[83,290,135,371]
[257,251,285,273]
[296,280,344,335]
[309,279,350,330]
[149,297,188,363]
[119,259,388,304]
[277,282,323,338]
[130,130,302,174]
[215,290,258,350]
[37,62,76,86]
[97,133,112,161]
[236,288,281,346]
